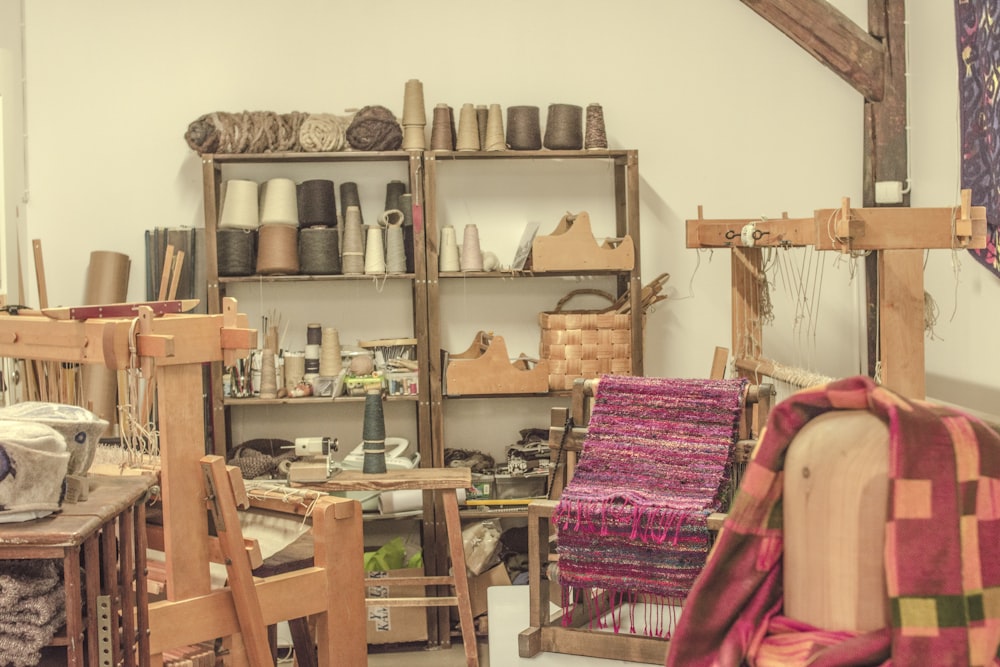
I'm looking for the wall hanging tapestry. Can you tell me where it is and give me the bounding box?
[957,1,1000,278]
[667,375,1000,667]
[552,375,747,636]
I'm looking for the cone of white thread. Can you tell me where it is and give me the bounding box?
[460,224,484,272]
[364,226,386,274]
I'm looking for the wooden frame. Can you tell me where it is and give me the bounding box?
[0,297,368,666]
[520,377,772,664]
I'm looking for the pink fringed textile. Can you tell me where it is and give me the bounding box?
[667,376,1000,667]
[553,375,748,636]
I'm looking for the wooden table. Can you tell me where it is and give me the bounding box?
[298,467,479,667]
[0,474,155,667]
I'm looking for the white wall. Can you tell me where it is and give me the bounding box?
[3,1,996,416]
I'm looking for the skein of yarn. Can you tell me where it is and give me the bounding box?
[346,105,403,151]
[299,113,351,152]
[184,111,309,154]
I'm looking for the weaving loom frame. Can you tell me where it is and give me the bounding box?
[519,377,772,664]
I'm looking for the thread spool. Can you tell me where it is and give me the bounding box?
[384,180,407,213]
[320,328,343,376]
[439,225,460,272]
[298,226,341,275]
[297,179,338,227]
[256,224,300,275]
[402,79,427,126]
[306,323,322,346]
[259,348,278,399]
[543,103,583,150]
[364,225,386,274]
[259,178,298,226]
[506,106,542,150]
[476,105,488,149]
[585,103,608,150]
[385,222,407,274]
[401,124,425,151]
[341,205,366,275]
[219,179,260,229]
[430,104,455,151]
[399,193,415,273]
[484,104,506,151]
[284,352,305,390]
[362,389,387,474]
[217,228,257,276]
[305,343,321,376]
[340,182,363,224]
[456,103,480,151]
[460,224,484,272]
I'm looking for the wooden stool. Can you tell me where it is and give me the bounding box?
[300,467,479,667]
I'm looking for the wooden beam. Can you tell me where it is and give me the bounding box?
[739,0,886,101]
[864,0,909,384]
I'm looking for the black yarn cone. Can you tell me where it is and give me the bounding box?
[362,390,387,474]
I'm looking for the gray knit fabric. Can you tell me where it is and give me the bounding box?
[0,559,66,667]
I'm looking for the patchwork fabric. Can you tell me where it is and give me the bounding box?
[666,375,1000,667]
[552,375,747,635]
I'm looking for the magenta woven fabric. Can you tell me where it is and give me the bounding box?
[553,375,747,618]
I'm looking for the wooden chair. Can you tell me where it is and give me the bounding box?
[519,377,773,664]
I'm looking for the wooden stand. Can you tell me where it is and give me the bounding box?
[686,191,988,399]
[445,331,549,396]
[297,468,480,667]
[521,378,771,664]
[530,211,635,272]
[0,297,369,666]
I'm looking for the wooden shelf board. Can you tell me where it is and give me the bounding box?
[425,149,633,161]
[437,269,628,279]
[206,150,415,164]
[224,394,419,406]
[220,273,416,285]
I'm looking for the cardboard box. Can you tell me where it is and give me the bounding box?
[467,563,511,618]
[366,567,429,644]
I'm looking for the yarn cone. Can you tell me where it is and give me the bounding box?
[362,389,387,474]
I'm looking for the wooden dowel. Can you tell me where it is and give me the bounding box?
[157,245,175,302]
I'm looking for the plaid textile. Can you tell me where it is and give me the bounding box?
[666,376,1000,667]
[553,375,747,635]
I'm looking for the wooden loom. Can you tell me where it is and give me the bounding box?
[0,297,368,666]
[685,189,988,399]
[519,376,773,664]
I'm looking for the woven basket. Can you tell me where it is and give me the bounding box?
[538,289,634,391]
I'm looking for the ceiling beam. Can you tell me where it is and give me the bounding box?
[740,0,886,102]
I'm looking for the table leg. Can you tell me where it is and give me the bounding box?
[441,489,479,667]
[64,544,85,667]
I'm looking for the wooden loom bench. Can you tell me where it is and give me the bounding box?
[521,377,772,664]
[294,467,481,667]
[0,474,155,667]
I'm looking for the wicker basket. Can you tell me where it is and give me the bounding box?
[538,289,634,391]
